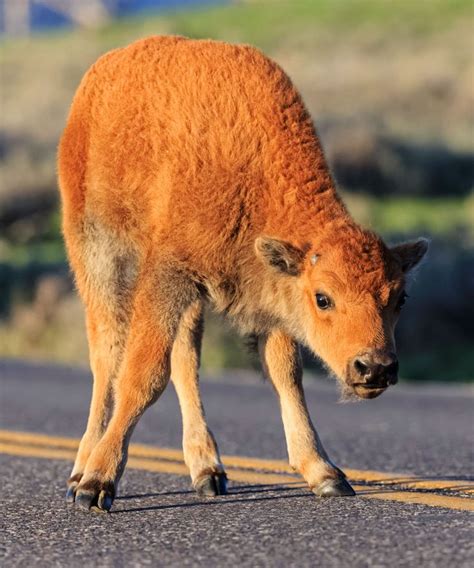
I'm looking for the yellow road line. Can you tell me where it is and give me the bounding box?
[0,429,472,494]
[0,442,77,462]
[0,430,80,450]
[1,433,473,512]
[203,467,474,512]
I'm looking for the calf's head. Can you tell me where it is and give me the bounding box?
[256,229,428,399]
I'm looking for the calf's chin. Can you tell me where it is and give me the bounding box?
[336,377,389,402]
[351,384,388,400]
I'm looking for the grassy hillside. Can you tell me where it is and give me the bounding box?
[0,0,473,380]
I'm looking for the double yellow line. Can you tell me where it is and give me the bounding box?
[1,429,473,512]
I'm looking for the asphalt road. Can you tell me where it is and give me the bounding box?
[1,358,473,567]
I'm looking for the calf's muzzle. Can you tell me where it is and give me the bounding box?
[349,351,399,399]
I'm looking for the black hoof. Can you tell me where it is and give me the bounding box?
[313,477,356,497]
[65,474,82,503]
[95,490,114,513]
[65,485,77,503]
[334,466,347,479]
[195,472,228,497]
[74,480,115,512]
[75,490,98,510]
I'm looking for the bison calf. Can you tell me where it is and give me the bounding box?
[58,36,427,512]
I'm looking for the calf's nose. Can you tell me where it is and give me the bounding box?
[352,353,399,385]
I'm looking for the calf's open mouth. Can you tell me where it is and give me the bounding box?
[352,383,388,399]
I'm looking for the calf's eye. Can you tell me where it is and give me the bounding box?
[316,293,332,310]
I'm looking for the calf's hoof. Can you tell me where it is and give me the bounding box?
[74,479,115,512]
[195,471,228,497]
[65,473,83,503]
[313,477,355,497]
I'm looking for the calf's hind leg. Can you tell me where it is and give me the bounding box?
[171,301,227,497]
[259,330,355,497]
[74,271,195,512]
[66,309,122,501]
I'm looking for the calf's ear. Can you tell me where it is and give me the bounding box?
[255,236,305,276]
[390,238,429,273]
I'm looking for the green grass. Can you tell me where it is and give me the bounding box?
[2,242,65,266]
[1,195,471,267]
[345,194,474,238]
[2,193,472,266]
[2,0,471,55]
[160,0,473,47]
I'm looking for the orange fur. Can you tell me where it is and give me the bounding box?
[58,36,427,510]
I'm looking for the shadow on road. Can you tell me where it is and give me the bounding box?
[111,483,313,514]
[111,477,473,514]
[116,488,196,500]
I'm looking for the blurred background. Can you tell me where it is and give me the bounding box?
[0,0,472,382]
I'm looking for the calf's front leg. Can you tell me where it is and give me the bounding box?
[171,301,227,497]
[259,329,355,497]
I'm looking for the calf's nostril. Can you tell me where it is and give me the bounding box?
[354,359,370,377]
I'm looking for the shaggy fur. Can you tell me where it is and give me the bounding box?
[58,36,427,511]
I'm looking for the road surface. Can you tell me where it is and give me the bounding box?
[1,359,473,567]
